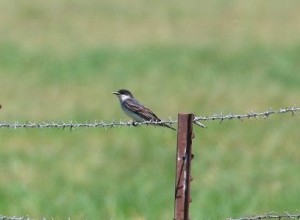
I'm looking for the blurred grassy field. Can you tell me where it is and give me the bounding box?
[0,1,300,219]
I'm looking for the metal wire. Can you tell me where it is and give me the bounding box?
[0,106,299,129]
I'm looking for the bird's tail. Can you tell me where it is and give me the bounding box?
[160,122,176,131]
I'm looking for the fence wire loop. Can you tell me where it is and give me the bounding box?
[0,106,299,129]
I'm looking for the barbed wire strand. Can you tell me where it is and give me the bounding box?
[0,106,299,129]
[194,106,300,123]
[227,212,300,220]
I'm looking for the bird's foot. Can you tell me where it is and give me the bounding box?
[131,121,138,126]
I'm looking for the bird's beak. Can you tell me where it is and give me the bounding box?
[112,91,120,95]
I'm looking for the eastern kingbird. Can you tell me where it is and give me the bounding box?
[113,89,176,130]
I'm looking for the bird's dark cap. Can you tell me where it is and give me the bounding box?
[112,89,133,96]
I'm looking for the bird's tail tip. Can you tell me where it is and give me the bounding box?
[163,123,177,131]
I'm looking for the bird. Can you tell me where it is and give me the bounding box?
[112,89,176,131]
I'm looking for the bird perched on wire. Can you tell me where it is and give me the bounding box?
[113,89,176,131]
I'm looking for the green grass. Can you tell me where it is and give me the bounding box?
[1,1,300,219]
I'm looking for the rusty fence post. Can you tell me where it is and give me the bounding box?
[174,113,194,220]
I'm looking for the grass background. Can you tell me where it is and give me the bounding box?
[0,0,300,219]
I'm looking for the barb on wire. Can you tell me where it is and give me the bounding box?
[227,212,300,220]
[0,106,299,129]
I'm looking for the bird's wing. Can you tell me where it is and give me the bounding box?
[124,99,161,121]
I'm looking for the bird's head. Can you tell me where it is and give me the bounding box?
[112,89,134,101]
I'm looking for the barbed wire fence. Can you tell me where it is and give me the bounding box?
[1,212,300,220]
[1,106,300,220]
[0,106,299,129]
[1,212,299,220]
